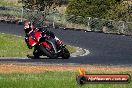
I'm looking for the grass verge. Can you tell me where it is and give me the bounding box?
[0,64,131,88]
[0,71,131,88]
[0,33,76,57]
[0,0,20,7]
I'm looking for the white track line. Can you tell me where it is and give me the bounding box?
[71,47,90,57]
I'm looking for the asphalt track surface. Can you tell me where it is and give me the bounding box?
[0,23,132,65]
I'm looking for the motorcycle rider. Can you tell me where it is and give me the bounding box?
[24,21,60,49]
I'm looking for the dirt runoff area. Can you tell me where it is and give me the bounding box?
[0,64,132,73]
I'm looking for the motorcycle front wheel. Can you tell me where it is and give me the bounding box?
[40,44,57,59]
[61,47,70,59]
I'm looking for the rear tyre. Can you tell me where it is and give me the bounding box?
[40,44,57,59]
[61,47,70,59]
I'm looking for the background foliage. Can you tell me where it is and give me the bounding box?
[18,0,66,10]
[66,0,132,21]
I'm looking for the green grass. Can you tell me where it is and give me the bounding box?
[0,33,76,57]
[66,45,76,54]
[0,33,32,57]
[0,0,21,7]
[0,71,131,88]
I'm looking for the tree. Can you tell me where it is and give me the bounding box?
[18,0,65,23]
[105,1,132,21]
[66,0,121,19]
[18,0,62,11]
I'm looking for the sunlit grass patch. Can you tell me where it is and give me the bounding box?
[0,71,131,88]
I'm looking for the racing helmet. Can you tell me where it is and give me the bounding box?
[24,22,34,33]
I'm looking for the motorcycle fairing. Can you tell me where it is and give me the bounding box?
[40,42,51,49]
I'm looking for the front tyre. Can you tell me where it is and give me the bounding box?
[40,44,57,59]
[61,47,70,59]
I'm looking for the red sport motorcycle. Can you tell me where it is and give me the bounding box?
[24,22,70,59]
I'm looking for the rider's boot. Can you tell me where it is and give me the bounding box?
[25,37,32,49]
